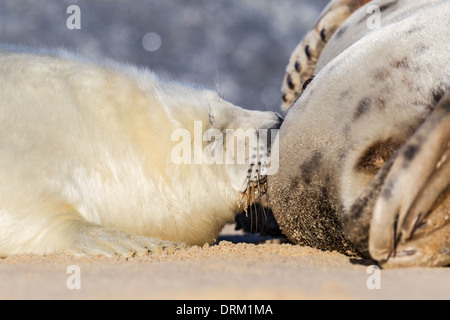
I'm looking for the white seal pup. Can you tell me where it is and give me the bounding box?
[0,46,282,257]
[270,0,449,267]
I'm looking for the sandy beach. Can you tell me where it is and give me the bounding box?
[1,224,449,300]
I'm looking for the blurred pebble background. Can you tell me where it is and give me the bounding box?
[0,0,329,112]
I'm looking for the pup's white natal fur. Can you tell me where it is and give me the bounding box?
[0,46,282,257]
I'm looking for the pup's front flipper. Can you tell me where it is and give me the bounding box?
[66,221,187,257]
[369,92,450,268]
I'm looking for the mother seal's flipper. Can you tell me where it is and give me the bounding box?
[368,92,450,267]
[281,0,371,111]
[342,154,396,258]
[343,92,450,265]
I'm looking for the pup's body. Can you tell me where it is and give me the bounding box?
[0,46,281,257]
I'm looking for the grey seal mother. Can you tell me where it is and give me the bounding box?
[269,0,449,268]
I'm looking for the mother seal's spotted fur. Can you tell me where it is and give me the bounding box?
[270,0,449,268]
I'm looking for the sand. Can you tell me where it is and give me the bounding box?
[1,224,449,300]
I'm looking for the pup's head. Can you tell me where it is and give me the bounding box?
[203,92,283,209]
[164,84,282,209]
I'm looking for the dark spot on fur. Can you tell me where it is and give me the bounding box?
[286,74,294,90]
[402,75,421,92]
[379,1,398,13]
[376,97,386,110]
[302,76,315,90]
[289,176,301,189]
[305,45,311,60]
[294,60,301,72]
[282,93,287,102]
[353,98,372,120]
[356,138,403,175]
[406,25,424,35]
[382,180,395,200]
[335,25,348,38]
[403,144,419,162]
[339,89,352,101]
[391,56,410,69]
[372,68,390,81]
[347,193,369,221]
[300,151,322,185]
[414,44,430,55]
[320,28,326,42]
